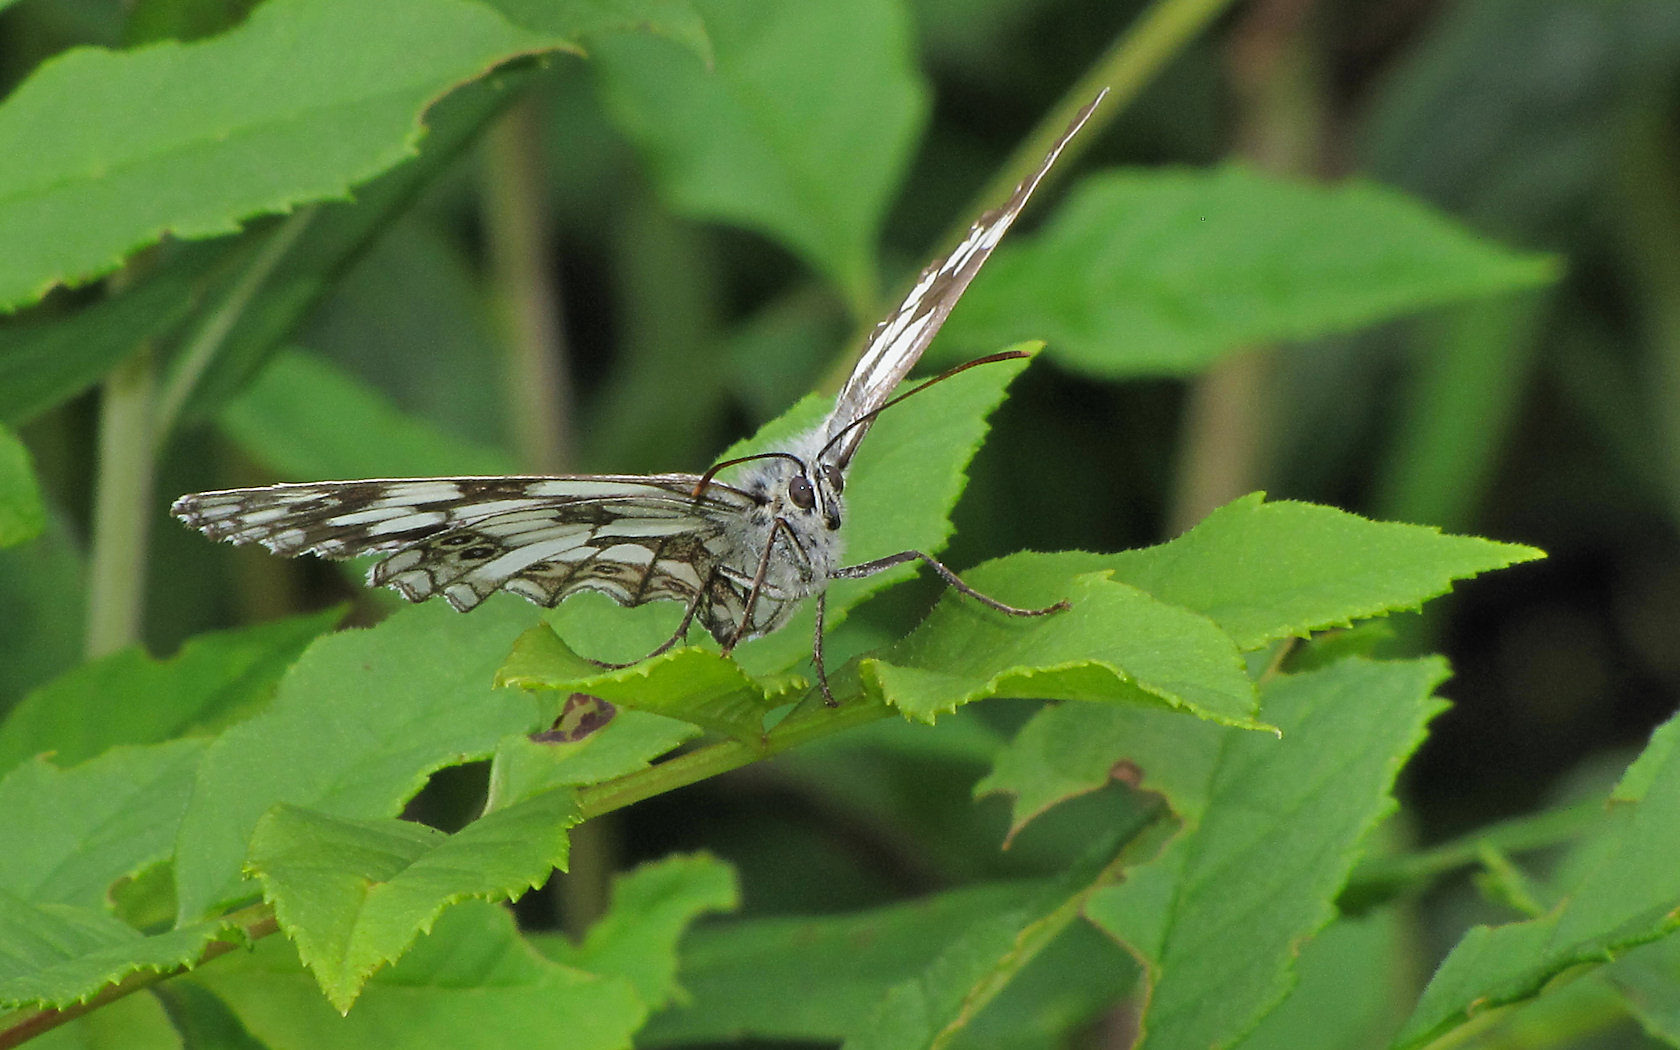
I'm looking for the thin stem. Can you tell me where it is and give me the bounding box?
[84,346,156,657]
[482,94,572,472]
[576,697,893,821]
[0,905,277,1049]
[820,0,1239,395]
[151,207,316,449]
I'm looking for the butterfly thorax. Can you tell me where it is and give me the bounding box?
[701,426,846,641]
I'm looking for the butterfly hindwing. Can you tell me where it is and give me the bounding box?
[172,475,754,613]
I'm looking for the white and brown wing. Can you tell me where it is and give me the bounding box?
[824,91,1105,468]
[172,475,754,614]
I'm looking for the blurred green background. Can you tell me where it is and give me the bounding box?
[2,0,1678,1008]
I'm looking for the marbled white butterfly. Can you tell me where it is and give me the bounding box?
[174,92,1104,702]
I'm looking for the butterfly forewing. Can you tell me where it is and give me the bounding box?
[172,475,753,614]
[822,92,1104,468]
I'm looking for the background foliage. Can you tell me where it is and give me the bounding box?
[1,0,1677,1047]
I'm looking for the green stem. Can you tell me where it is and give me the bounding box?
[959,0,1238,244]
[482,94,572,472]
[0,904,277,1049]
[576,697,894,820]
[151,207,316,449]
[84,346,156,658]
[821,0,1237,395]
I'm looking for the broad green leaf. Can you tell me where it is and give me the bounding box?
[0,896,238,1011]
[0,516,85,706]
[1394,712,1680,1048]
[1085,658,1446,1049]
[487,710,699,804]
[534,852,738,1010]
[593,0,928,309]
[0,741,205,909]
[975,701,1221,845]
[0,242,214,427]
[842,826,1146,1050]
[497,624,805,743]
[193,899,645,1048]
[218,348,518,481]
[483,0,709,57]
[247,787,577,1012]
[30,990,182,1050]
[0,0,587,312]
[643,881,1035,1043]
[1608,934,1680,1044]
[643,880,1135,1047]
[938,166,1560,376]
[1234,908,1408,1050]
[0,606,343,774]
[148,980,267,1050]
[1013,493,1544,651]
[0,425,43,547]
[173,598,548,924]
[543,351,1031,676]
[863,568,1259,728]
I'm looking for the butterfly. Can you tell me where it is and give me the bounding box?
[173,91,1104,704]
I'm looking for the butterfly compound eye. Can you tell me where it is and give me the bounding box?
[788,475,816,510]
[821,464,844,494]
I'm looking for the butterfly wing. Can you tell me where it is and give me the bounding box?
[823,91,1105,469]
[172,475,754,614]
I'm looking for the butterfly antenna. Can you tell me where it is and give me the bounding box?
[693,451,808,498]
[817,350,1031,466]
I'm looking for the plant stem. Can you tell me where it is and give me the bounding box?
[821,0,1239,395]
[151,207,316,449]
[576,697,893,821]
[960,0,1238,241]
[1167,0,1324,534]
[0,905,277,1049]
[84,346,156,658]
[482,93,572,473]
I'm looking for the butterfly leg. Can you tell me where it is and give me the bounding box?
[587,586,705,669]
[723,516,796,655]
[832,551,1071,617]
[812,590,836,707]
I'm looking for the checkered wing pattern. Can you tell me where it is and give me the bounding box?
[172,475,753,614]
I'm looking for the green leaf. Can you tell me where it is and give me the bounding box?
[172,598,548,924]
[975,701,1207,846]
[0,898,241,1011]
[0,0,591,312]
[0,240,216,428]
[1234,908,1408,1050]
[218,348,519,480]
[192,899,646,1048]
[534,852,738,1011]
[938,165,1561,377]
[0,425,44,548]
[0,516,85,706]
[841,828,1143,1050]
[861,568,1260,728]
[0,741,205,909]
[247,787,578,1012]
[640,881,1039,1044]
[28,990,182,1050]
[592,0,928,308]
[487,711,699,804]
[0,606,344,775]
[497,624,805,743]
[1084,658,1447,1050]
[483,0,710,57]
[1015,493,1544,651]
[1394,711,1680,1048]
